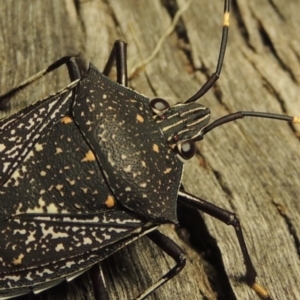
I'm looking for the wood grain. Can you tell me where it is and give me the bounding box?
[0,0,299,299]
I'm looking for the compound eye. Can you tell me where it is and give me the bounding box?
[177,140,196,160]
[150,98,170,115]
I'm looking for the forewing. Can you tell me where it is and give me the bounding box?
[0,209,149,296]
[0,99,117,220]
[0,88,74,187]
[0,75,151,297]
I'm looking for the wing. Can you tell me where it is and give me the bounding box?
[0,79,153,297]
[0,86,75,188]
[0,208,152,298]
[0,90,120,220]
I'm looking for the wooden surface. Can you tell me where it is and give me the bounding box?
[0,0,300,299]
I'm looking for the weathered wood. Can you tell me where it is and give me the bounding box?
[0,0,299,299]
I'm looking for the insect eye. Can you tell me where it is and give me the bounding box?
[177,140,196,160]
[150,98,170,115]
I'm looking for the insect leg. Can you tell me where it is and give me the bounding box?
[0,56,82,108]
[135,230,186,300]
[102,40,128,87]
[90,264,109,300]
[177,190,270,299]
[65,56,88,81]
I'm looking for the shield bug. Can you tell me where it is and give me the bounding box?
[0,0,299,299]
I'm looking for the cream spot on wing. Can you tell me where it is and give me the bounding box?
[61,116,72,124]
[47,203,59,213]
[136,114,144,123]
[81,150,95,162]
[153,144,159,153]
[124,165,132,173]
[12,254,24,266]
[55,148,63,154]
[163,168,172,174]
[55,243,65,252]
[105,195,116,208]
[35,143,43,151]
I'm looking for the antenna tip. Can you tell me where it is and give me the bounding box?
[250,282,270,299]
[292,116,300,124]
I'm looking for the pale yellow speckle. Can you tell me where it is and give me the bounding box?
[81,187,88,194]
[40,170,46,176]
[55,148,63,154]
[38,198,46,207]
[47,203,59,213]
[56,184,63,190]
[0,143,6,152]
[153,144,159,153]
[124,165,132,173]
[136,114,144,123]
[83,237,92,245]
[55,243,65,252]
[11,170,22,182]
[66,178,76,185]
[15,203,23,215]
[223,12,230,27]
[163,168,172,174]
[12,253,24,265]
[23,150,34,162]
[35,143,43,151]
[81,150,96,162]
[105,195,116,208]
[61,116,72,124]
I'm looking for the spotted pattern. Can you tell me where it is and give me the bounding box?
[0,210,145,273]
[0,87,75,188]
[0,111,149,293]
[0,111,115,218]
[0,64,182,297]
[0,210,152,297]
[73,65,183,223]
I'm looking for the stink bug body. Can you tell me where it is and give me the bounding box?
[1,0,300,299]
